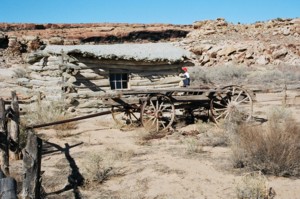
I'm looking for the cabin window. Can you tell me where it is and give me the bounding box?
[109,73,128,90]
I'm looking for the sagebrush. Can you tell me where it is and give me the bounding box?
[236,172,275,199]
[23,100,77,131]
[231,107,300,176]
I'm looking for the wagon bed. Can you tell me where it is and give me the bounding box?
[102,85,254,132]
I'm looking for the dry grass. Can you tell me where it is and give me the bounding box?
[231,107,300,176]
[83,147,134,186]
[135,127,167,145]
[236,172,275,199]
[23,101,77,131]
[83,152,115,185]
[12,67,28,78]
[248,65,300,85]
[196,121,230,146]
[190,65,247,85]
[184,137,203,154]
[190,65,300,88]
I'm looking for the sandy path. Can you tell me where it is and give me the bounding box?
[8,88,300,198]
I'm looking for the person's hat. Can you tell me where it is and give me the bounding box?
[182,67,187,71]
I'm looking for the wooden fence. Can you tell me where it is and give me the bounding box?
[0,91,113,198]
[0,91,41,199]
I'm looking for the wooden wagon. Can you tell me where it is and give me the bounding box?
[102,85,254,132]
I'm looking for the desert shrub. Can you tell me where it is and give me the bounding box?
[191,65,300,88]
[231,107,300,176]
[13,68,28,78]
[190,68,213,85]
[247,69,284,85]
[196,121,230,146]
[185,137,203,154]
[83,152,117,185]
[236,172,275,199]
[23,101,77,131]
[55,130,73,138]
[247,65,300,85]
[191,65,247,85]
[136,127,167,144]
[277,65,300,83]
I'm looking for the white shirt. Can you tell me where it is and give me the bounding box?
[184,72,190,78]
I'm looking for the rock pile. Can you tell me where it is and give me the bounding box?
[180,18,300,66]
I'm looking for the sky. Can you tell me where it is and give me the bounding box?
[0,0,299,25]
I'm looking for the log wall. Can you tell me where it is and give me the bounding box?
[20,55,183,114]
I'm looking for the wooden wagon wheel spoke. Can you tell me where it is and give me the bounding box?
[111,105,141,129]
[236,96,250,104]
[143,116,155,126]
[210,85,253,125]
[159,101,165,110]
[150,99,155,110]
[141,94,175,132]
[215,110,229,120]
[156,119,159,132]
[224,111,230,119]
[214,107,228,112]
[159,120,166,129]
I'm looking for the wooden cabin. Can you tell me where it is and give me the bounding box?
[26,43,193,113]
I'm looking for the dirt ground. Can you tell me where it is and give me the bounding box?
[9,89,300,199]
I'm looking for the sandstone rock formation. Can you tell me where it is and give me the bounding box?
[180,18,300,66]
[1,18,300,69]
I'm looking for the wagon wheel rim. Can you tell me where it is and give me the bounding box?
[111,105,141,129]
[141,95,175,132]
[210,85,253,125]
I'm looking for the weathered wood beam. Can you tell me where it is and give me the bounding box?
[0,176,17,199]
[21,130,42,199]
[76,57,181,66]
[0,99,9,176]
[10,91,20,160]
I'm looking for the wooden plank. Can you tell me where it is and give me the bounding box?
[76,57,183,66]
[130,76,182,86]
[78,63,182,71]
[101,95,212,106]
[75,72,107,80]
[21,130,42,199]
[130,83,180,89]
[0,99,9,176]
[107,88,216,96]
[10,91,20,160]
[130,71,179,77]
[0,177,17,199]
[101,97,142,106]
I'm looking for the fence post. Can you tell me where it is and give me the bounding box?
[282,83,287,107]
[21,130,42,199]
[10,91,20,160]
[0,173,17,199]
[0,98,9,176]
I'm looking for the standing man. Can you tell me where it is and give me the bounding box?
[182,67,190,87]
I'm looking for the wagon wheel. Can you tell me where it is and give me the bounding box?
[111,105,141,129]
[141,94,175,132]
[210,85,253,125]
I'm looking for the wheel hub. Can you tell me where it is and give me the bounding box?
[227,101,239,112]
